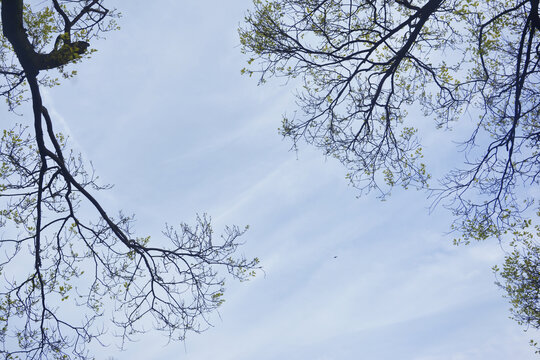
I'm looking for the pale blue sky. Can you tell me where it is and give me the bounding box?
[3,0,538,359]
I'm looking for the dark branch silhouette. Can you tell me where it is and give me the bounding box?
[0,1,259,359]
[240,0,540,239]
[239,0,540,340]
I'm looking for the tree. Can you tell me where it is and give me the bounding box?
[239,0,539,335]
[0,1,259,359]
[495,215,540,329]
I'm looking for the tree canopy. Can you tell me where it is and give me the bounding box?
[239,0,540,338]
[0,1,258,359]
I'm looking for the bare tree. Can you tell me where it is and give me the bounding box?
[0,1,259,359]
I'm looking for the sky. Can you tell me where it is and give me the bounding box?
[2,0,539,359]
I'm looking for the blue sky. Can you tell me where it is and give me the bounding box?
[3,0,538,359]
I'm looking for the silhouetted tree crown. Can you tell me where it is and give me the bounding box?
[239,0,540,343]
[0,2,259,359]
